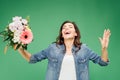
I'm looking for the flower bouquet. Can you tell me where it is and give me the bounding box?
[0,16,33,53]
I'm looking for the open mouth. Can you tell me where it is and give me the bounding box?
[65,32,71,35]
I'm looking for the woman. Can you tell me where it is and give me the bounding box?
[18,21,111,80]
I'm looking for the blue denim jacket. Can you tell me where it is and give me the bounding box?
[29,43,109,80]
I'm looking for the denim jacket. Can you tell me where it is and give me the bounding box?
[29,43,109,80]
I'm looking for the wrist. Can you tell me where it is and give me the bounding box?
[102,47,107,50]
[18,46,24,52]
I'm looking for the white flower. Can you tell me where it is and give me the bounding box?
[9,22,16,32]
[9,21,25,32]
[12,30,23,43]
[22,19,28,25]
[12,35,20,43]
[14,21,24,31]
[14,30,21,37]
[12,16,22,22]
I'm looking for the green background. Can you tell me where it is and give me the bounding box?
[0,0,120,80]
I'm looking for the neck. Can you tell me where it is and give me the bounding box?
[64,39,74,54]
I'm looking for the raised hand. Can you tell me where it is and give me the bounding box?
[99,29,111,49]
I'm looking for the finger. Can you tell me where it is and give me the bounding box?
[107,32,111,39]
[107,29,110,34]
[108,29,111,36]
[99,37,102,43]
[103,29,106,38]
[107,29,110,33]
[103,29,107,39]
[106,29,111,38]
[104,29,111,38]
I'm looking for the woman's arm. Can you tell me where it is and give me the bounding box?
[99,29,111,62]
[18,47,31,62]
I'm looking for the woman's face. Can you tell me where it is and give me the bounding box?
[62,23,77,40]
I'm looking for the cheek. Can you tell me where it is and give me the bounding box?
[75,32,77,36]
[71,31,77,37]
[61,31,64,37]
[72,30,77,36]
[61,31,64,35]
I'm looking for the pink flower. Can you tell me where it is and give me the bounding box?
[20,30,33,44]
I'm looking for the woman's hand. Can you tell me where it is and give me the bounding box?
[99,29,111,49]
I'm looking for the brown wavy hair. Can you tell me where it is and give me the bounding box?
[55,20,82,50]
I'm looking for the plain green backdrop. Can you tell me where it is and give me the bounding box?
[0,0,120,80]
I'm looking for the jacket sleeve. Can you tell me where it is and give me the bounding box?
[85,45,109,66]
[29,45,50,64]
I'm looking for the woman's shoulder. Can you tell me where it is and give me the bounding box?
[49,42,57,46]
[81,43,87,47]
[81,43,90,49]
[48,42,64,49]
[48,42,60,48]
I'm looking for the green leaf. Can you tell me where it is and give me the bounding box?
[4,45,9,54]
[4,36,11,42]
[0,31,6,36]
[9,41,15,46]
[22,44,28,50]
[15,44,21,50]
[26,16,30,22]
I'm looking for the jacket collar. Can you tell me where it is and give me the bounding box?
[58,44,79,54]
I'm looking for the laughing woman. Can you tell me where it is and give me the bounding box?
[18,21,111,80]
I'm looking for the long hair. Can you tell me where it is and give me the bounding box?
[55,20,82,50]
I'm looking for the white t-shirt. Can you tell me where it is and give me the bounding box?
[58,54,77,80]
